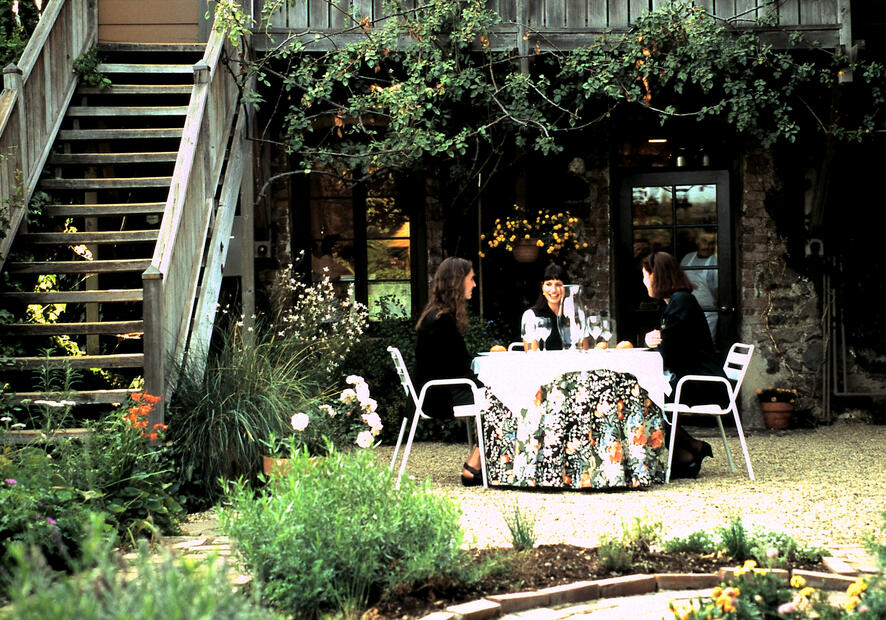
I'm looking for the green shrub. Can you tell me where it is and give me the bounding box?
[502,502,537,551]
[597,533,633,573]
[620,515,662,554]
[4,514,279,619]
[718,516,752,562]
[220,446,466,618]
[663,530,719,554]
[1,394,182,570]
[166,324,321,508]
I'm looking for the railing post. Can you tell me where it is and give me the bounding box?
[193,60,213,200]
[3,64,28,186]
[143,265,165,429]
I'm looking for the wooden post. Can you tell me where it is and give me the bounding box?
[3,64,28,189]
[142,265,165,428]
[240,103,256,343]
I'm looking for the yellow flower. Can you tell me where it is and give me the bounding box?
[711,587,722,598]
[742,560,757,571]
[846,595,861,611]
[799,587,815,598]
[846,579,867,598]
[536,239,544,247]
[790,575,806,588]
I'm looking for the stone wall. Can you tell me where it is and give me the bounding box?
[738,147,822,427]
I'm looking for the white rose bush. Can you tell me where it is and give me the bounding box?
[265,375,383,458]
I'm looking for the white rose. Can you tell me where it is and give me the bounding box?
[355,382,371,403]
[340,388,358,404]
[346,375,364,385]
[360,397,378,413]
[290,412,310,431]
[355,430,374,449]
[319,404,336,418]
[361,412,383,435]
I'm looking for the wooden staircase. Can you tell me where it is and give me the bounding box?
[0,43,206,409]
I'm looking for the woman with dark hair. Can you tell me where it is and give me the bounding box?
[415,257,484,486]
[519,263,567,351]
[641,251,724,478]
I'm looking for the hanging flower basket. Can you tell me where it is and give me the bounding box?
[513,238,541,263]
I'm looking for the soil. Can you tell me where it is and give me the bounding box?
[369,544,822,619]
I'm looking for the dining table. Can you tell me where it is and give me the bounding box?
[471,349,671,490]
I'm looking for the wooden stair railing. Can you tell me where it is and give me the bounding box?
[142,25,246,429]
[0,0,97,271]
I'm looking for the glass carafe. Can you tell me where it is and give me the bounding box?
[558,284,585,351]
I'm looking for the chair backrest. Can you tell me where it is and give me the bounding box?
[722,342,754,396]
[387,346,419,407]
[508,341,524,351]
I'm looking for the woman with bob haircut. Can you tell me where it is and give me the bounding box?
[415,257,485,486]
[520,263,567,351]
[641,251,725,479]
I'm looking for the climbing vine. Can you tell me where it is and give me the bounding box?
[219,0,883,193]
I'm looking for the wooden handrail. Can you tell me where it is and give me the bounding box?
[0,0,97,271]
[143,10,247,428]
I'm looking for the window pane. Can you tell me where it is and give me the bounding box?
[369,282,411,319]
[675,184,717,225]
[368,239,410,280]
[366,171,396,197]
[366,197,406,237]
[311,199,353,237]
[311,239,355,283]
[632,186,673,226]
[310,171,352,197]
[634,228,672,256]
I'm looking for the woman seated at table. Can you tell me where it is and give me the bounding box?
[641,251,725,479]
[415,257,485,486]
[520,263,566,351]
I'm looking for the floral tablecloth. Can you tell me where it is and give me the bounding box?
[482,369,668,489]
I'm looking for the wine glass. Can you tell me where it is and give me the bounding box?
[587,314,602,344]
[534,317,552,351]
[600,311,612,345]
[521,317,536,351]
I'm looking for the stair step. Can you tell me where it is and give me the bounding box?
[12,390,136,405]
[21,230,159,244]
[48,152,177,165]
[97,42,206,53]
[67,106,188,117]
[98,63,194,74]
[5,259,152,274]
[1,321,144,336]
[44,202,165,216]
[0,289,143,303]
[57,128,183,140]
[77,84,193,95]
[8,354,144,369]
[41,177,172,190]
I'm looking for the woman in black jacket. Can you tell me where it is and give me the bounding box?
[415,257,484,486]
[641,251,724,478]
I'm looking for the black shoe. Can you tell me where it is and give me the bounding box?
[461,463,483,487]
[699,441,714,461]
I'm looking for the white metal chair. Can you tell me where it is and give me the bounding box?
[663,342,756,482]
[508,341,525,351]
[386,346,488,488]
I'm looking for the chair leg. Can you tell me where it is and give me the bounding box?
[474,415,488,488]
[716,417,735,471]
[730,406,755,481]
[396,412,423,489]
[465,418,475,449]
[665,411,679,483]
[390,417,408,471]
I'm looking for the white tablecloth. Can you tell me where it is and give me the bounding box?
[471,349,670,412]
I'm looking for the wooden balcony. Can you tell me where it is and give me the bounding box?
[252,0,851,52]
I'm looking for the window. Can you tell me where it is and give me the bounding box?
[305,170,412,318]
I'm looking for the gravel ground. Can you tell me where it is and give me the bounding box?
[374,422,886,550]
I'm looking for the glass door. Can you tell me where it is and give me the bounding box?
[616,170,732,350]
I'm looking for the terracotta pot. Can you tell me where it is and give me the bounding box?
[760,402,793,430]
[262,455,291,476]
[513,238,540,263]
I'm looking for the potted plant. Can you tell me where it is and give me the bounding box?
[262,375,383,475]
[756,387,797,430]
[480,204,588,262]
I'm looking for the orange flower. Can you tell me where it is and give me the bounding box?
[616,400,625,420]
[563,474,572,485]
[144,393,162,404]
[647,429,664,449]
[130,392,143,402]
[137,405,151,417]
[153,423,168,431]
[134,419,149,430]
[141,432,158,441]
[633,425,646,445]
[608,441,623,463]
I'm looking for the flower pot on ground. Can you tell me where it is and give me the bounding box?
[262,455,291,476]
[760,402,793,430]
[756,387,797,430]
